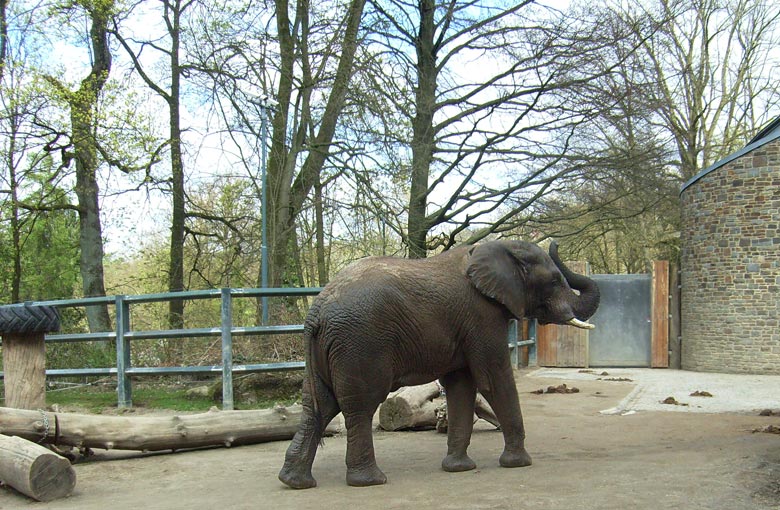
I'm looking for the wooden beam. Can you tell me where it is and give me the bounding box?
[651,261,670,368]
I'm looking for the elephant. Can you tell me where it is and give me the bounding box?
[278,240,600,489]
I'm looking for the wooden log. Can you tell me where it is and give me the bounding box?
[379,382,499,431]
[379,383,443,431]
[2,333,46,410]
[379,383,500,431]
[435,394,500,433]
[474,393,500,428]
[0,405,340,452]
[0,433,76,502]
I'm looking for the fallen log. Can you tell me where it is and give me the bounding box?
[379,383,443,431]
[0,433,76,502]
[474,393,500,428]
[0,405,340,452]
[379,382,500,432]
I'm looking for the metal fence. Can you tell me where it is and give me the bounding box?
[0,287,536,410]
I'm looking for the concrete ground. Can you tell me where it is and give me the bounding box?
[530,367,780,414]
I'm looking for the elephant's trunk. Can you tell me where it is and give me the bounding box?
[549,241,601,321]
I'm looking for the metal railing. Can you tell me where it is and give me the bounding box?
[0,287,536,410]
[1,288,320,410]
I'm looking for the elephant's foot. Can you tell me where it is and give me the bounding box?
[346,464,387,487]
[278,465,317,489]
[499,447,532,468]
[442,452,477,472]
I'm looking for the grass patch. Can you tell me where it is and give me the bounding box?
[42,383,299,413]
[44,385,219,413]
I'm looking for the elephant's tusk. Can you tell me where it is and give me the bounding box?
[568,318,595,330]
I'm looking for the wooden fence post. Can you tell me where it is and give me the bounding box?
[651,261,670,368]
[0,304,60,410]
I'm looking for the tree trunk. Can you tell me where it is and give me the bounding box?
[0,0,7,82]
[406,0,438,259]
[0,405,340,451]
[0,434,76,502]
[8,127,21,302]
[167,1,186,333]
[71,2,113,333]
[266,0,366,287]
[314,174,328,285]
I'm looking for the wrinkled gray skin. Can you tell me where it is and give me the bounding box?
[279,240,600,489]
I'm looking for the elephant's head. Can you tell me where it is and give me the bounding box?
[466,240,600,329]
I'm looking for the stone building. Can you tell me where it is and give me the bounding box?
[680,117,780,374]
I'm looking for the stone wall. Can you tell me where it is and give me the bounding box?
[681,137,780,374]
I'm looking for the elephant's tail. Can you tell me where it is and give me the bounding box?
[302,302,335,442]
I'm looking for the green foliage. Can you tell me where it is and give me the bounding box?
[0,156,80,303]
[18,209,80,301]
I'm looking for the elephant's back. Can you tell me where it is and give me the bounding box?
[316,249,470,311]
[310,249,474,352]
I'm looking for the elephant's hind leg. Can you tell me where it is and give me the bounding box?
[343,409,388,487]
[440,369,478,472]
[279,377,340,489]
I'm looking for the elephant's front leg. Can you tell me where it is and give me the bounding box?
[475,364,532,468]
[439,369,477,472]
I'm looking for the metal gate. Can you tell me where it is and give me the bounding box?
[587,274,652,367]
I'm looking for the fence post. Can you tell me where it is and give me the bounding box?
[651,261,670,368]
[527,319,537,367]
[115,295,132,408]
[508,319,519,369]
[0,304,60,409]
[221,288,234,410]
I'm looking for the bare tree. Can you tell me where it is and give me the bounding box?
[532,0,780,271]
[262,0,368,286]
[355,0,637,258]
[625,0,780,181]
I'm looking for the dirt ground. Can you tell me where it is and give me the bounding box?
[1,370,779,510]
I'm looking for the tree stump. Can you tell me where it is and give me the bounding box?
[0,433,76,502]
[0,304,60,410]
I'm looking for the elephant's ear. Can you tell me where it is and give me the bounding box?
[466,242,525,318]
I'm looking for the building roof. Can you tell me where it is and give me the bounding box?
[681,115,780,193]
